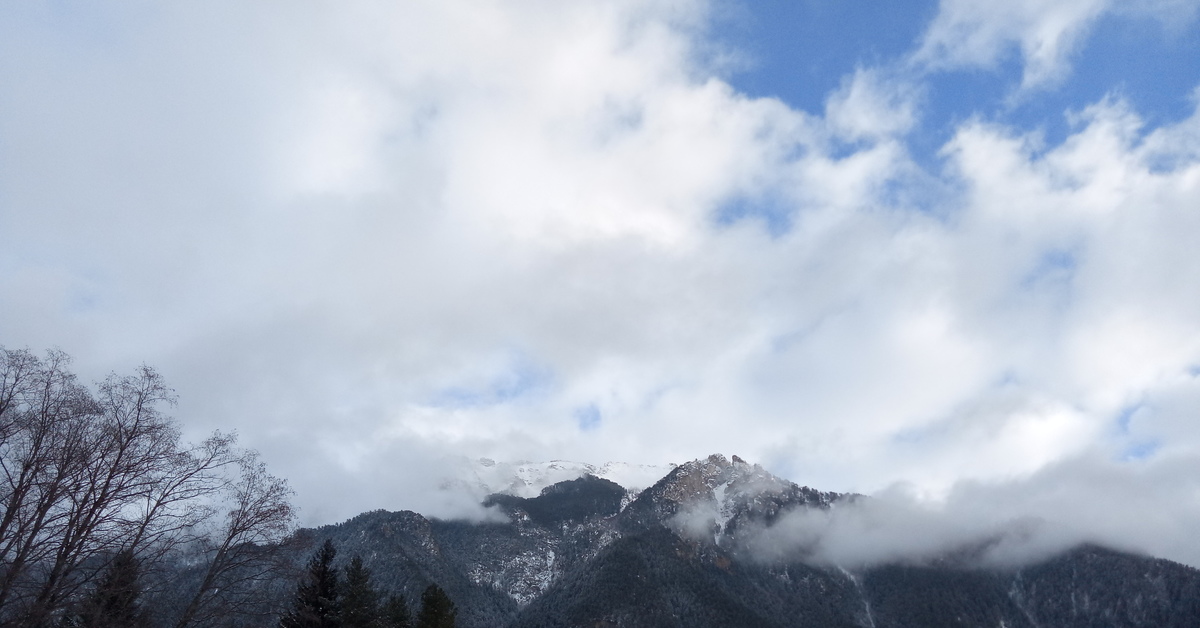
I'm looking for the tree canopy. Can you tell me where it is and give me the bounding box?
[416,585,456,628]
[280,539,341,628]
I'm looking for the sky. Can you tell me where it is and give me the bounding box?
[3,0,1200,564]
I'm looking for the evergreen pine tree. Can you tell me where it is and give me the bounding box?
[415,585,455,628]
[379,594,412,628]
[75,549,147,628]
[340,555,379,628]
[280,539,341,628]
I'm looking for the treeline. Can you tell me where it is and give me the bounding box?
[0,347,296,627]
[281,539,456,628]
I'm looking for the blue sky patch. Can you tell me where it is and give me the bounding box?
[1060,12,1200,133]
[1115,403,1143,434]
[1022,248,1078,289]
[1122,439,1161,462]
[719,2,1200,176]
[715,190,795,236]
[717,0,938,115]
[431,356,553,409]
[575,403,602,431]
[1113,404,1160,460]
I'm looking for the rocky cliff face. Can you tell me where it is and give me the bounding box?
[289,455,1200,628]
[620,454,843,546]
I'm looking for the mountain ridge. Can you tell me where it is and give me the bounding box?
[289,454,1200,627]
[458,458,678,500]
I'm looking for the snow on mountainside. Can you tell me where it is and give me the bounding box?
[465,458,676,498]
[621,453,843,546]
[298,454,1200,628]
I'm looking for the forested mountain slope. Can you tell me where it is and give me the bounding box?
[285,454,1200,628]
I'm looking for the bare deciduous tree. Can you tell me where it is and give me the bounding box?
[0,347,297,627]
[0,348,103,620]
[173,450,296,628]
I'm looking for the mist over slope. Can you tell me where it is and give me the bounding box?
[441,452,1200,571]
[273,454,1200,628]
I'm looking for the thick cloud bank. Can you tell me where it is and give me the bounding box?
[2,0,1200,562]
[738,452,1200,569]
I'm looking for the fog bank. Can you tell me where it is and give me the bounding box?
[735,452,1200,570]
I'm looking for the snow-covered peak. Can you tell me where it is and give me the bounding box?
[622,453,845,546]
[467,458,676,498]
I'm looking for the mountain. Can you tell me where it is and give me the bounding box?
[288,454,1200,627]
[460,458,677,498]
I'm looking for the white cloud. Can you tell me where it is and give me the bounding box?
[2,0,1200,568]
[914,0,1108,89]
[912,0,1200,90]
[825,67,920,141]
[759,450,1200,569]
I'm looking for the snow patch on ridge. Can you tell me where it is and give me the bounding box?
[713,480,736,541]
[465,458,676,498]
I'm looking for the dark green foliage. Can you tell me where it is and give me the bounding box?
[854,545,1200,628]
[341,556,380,628]
[74,549,147,628]
[862,564,1032,628]
[511,527,861,628]
[511,528,757,628]
[304,510,520,627]
[280,539,341,628]
[1012,545,1200,628]
[380,594,412,628]
[416,585,456,628]
[484,475,624,527]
